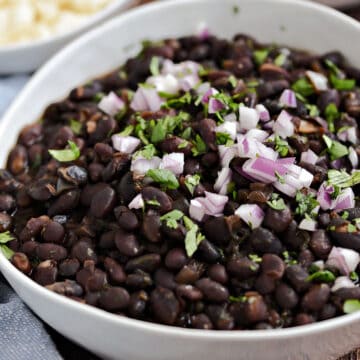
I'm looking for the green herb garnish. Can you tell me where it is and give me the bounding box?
[292,77,314,97]
[185,174,201,195]
[306,270,335,283]
[343,299,360,314]
[216,132,234,146]
[322,135,349,161]
[192,134,207,156]
[151,112,189,143]
[69,119,82,135]
[275,171,285,184]
[0,232,15,260]
[228,75,237,88]
[160,210,184,229]
[146,199,160,207]
[133,144,157,160]
[327,169,360,188]
[306,104,320,117]
[295,191,319,217]
[324,103,340,133]
[118,125,134,137]
[146,169,179,190]
[325,59,356,91]
[274,53,286,67]
[274,135,289,157]
[183,216,205,257]
[48,140,80,162]
[267,193,286,211]
[249,254,262,263]
[253,49,269,66]
[150,56,160,76]
[229,295,247,303]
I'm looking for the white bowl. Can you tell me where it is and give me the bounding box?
[0,0,135,74]
[1,0,360,359]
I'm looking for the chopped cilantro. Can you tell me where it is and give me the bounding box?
[306,104,320,117]
[146,199,160,207]
[249,254,262,263]
[322,135,349,161]
[150,56,160,76]
[306,270,335,283]
[274,53,286,67]
[253,49,269,66]
[342,211,349,220]
[327,169,360,188]
[229,295,247,303]
[232,5,240,14]
[118,125,134,137]
[185,174,201,195]
[350,271,359,283]
[192,134,207,156]
[325,59,356,91]
[343,299,360,314]
[216,132,234,146]
[181,127,192,140]
[146,169,179,190]
[275,171,285,184]
[48,141,80,162]
[151,112,189,143]
[133,144,157,160]
[183,216,205,257]
[228,75,237,88]
[267,193,286,211]
[160,210,184,229]
[163,92,192,109]
[295,191,319,217]
[69,119,82,135]
[292,78,314,97]
[324,103,340,133]
[348,223,358,233]
[274,135,289,157]
[0,231,15,260]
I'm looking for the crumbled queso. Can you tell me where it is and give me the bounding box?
[0,0,114,45]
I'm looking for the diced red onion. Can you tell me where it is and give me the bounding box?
[130,86,163,112]
[333,188,355,211]
[147,74,180,95]
[245,129,269,142]
[286,165,314,188]
[262,120,274,130]
[235,204,264,229]
[273,110,294,138]
[179,75,200,92]
[214,168,232,195]
[331,276,356,292]
[327,246,360,276]
[337,126,357,145]
[128,194,144,210]
[159,153,184,176]
[224,113,237,123]
[349,147,359,168]
[306,70,328,92]
[131,156,161,175]
[112,135,141,154]
[162,59,200,78]
[197,21,211,40]
[239,106,260,130]
[300,149,319,165]
[273,181,298,198]
[98,92,125,116]
[216,122,237,140]
[201,87,219,104]
[277,157,296,166]
[298,218,317,232]
[189,198,207,222]
[197,82,211,96]
[237,136,278,160]
[317,182,335,210]
[218,145,238,167]
[255,104,270,122]
[204,191,228,215]
[279,89,297,108]
[208,97,226,114]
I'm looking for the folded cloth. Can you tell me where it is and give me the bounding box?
[0,76,63,360]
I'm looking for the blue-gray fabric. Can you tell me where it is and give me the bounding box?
[0,75,62,360]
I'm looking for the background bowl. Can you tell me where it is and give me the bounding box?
[1,0,360,359]
[0,0,135,74]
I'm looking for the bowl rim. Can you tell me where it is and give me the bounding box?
[0,0,134,53]
[2,0,360,341]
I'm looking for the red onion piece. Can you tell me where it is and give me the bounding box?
[298,218,317,232]
[273,181,298,198]
[317,182,335,210]
[262,120,274,130]
[306,70,328,92]
[300,149,319,165]
[159,153,184,176]
[331,276,356,292]
[131,156,162,175]
[216,122,237,140]
[223,113,237,123]
[277,157,296,166]
[179,75,200,92]
[214,168,232,195]
[235,204,264,229]
[189,192,228,221]
[128,194,145,210]
[333,188,355,211]
[273,110,294,138]
[239,106,260,130]
[255,104,270,122]
[327,247,360,276]
[162,60,200,78]
[208,97,226,114]
[147,74,180,95]
[218,145,238,167]
[349,147,359,168]
[189,198,207,222]
[112,135,141,154]
[245,129,269,142]
[130,86,163,112]
[279,89,297,108]
[201,87,219,104]
[337,126,357,145]
[98,92,125,116]
[197,22,211,40]
[237,136,278,160]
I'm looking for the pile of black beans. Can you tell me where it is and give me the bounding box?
[1,32,360,330]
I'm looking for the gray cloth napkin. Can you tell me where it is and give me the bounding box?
[0,75,62,360]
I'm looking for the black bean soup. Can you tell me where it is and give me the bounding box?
[2,31,360,330]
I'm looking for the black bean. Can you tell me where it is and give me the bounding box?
[76,261,107,292]
[12,252,31,274]
[102,153,130,182]
[333,287,360,300]
[301,284,330,312]
[298,249,315,268]
[261,254,285,280]
[114,206,139,231]
[165,248,187,271]
[46,280,83,298]
[227,257,260,280]
[197,239,222,263]
[154,268,177,290]
[257,80,289,100]
[317,89,340,113]
[20,241,39,258]
[104,257,126,284]
[330,230,360,252]
[191,314,213,330]
[195,278,229,303]
[160,136,192,155]
[90,185,116,218]
[309,230,332,259]
[206,304,235,330]
[285,265,310,293]
[275,283,298,309]
[142,212,161,243]
[319,303,337,320]
[99,231,115,250]
[7,145,28,175]
[0,194,16,213]
[208,264,228,285]
[255,274,276,294]
[19,123,42,147]
[282,220,310,250]
[176,261,204,284]
[294,313,315,326]
[99,287,130,311]
[128,290,149,318]
[250,228,282,254]
[125,254,161,273]
[42,221,65,244]
[36,243,67,261]
[80,183,108,207]
[126,269,153,289]
[0,212,12,232]
[142,187,173,215]
[114,229,141,257]
[198,118,217,151]
[263,207,292,233]
[27,179,54,201]
[33,260,58,286]
[48,190,80,216]
[150,287,180,325]
[59,258,80,277]
[71,239,97,263]
[203,217,231,246]
[58,166,88,186]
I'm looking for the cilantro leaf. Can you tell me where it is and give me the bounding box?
[163,92,192,109]
[160,210,184,229]
[343,299,360,314]
[191,134,207,156]
[146,169,179,190]
[295,191,319,217]
[69,119,82,135]
[118,125,134,137]
[216,132,234,146]
[306,270,335,283]
[228,75,237,88]
[183,216,205,257]
[48,141,80,162]
[0,231,14,244]
[253,49,269,66]
[150,56,160,76]
[322,135,349,161]
[151,112,189,143]
[0,232,15,260]
[229,295,247,303]
[274,135,289,157]
[292,77,314,98]
[184,174,201,195]
[306,104,320,117]
[324,103,340,133]
[328,169,360,188]
[267,193,286,211]
[325,59,356,91]
[133,144,157,160]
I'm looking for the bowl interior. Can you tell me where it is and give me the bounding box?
[1,0,360,358]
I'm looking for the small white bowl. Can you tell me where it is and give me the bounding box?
[1,1,360,359]
[0,0,135,74]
